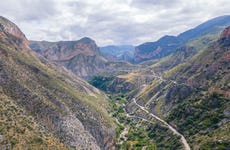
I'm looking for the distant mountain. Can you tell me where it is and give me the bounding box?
[178,15,230,41]
[100,45,135,62]
[30,38,108,79]
[134,35,183,63]
[134,15,230,63]
[0,16,115,149]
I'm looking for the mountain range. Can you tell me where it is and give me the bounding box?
[134,15,230,63]
[89,17,230,149]
[1,14,230,150]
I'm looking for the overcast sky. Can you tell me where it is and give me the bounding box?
[0,0,229,46]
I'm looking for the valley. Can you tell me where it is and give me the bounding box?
[0,12,230,150]
[132,98,190,150]
[88,16,230,149]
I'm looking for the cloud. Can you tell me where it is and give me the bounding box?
[0,0,58,21]
[0,0,230,46]
[131,0,181,9]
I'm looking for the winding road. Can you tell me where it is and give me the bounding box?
[133,98,191,150]
[115,72,191,149]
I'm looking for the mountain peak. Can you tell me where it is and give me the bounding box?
[79,37,95,43]
[0,16,29,48]
[30,37,107,78]
[0,16,26,40]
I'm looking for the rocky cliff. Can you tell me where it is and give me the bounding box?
[0,16,115,149]
[30,38,108,79]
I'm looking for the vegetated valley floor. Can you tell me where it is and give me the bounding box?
[104,73,191,150]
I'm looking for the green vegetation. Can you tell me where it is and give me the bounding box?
[0,92,68,149]
[167,93,230,149]
[122,126,156,150]
[109,94,183,150]
[89,75,115,91]
[147,124,182,149]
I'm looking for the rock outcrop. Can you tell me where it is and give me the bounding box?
[219,26,230,46]
[220,26,230,39]
[30,38,108,79]
[0,16,29,49]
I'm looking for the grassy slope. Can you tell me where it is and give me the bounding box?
[0,90,67,149]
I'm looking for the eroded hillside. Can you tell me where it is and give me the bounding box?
[0,16,116,149]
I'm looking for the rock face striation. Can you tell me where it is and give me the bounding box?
[30,38,108,79]
[0,16,115,149]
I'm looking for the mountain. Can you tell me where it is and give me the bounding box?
[134,35,183,63]
[0,16,115,149]
[30,38,108,79]
[179,15,230,41]
[129,26,230,149]
[89,25,230,149]
[30,40,138,79]
[134,15,230,63]
[100,45,135,62]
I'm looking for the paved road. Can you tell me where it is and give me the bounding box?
[133,98,191,150]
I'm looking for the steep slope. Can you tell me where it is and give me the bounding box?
[30,38,108,79]
[134,15,230,63]
[0,90,68,150]
[131,26,230,149]
[137,26,221,76]
[134,35,183,63]
[0,16,115,149]
[100,45,135,62]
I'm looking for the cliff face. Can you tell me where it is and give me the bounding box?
[30,38,108,79]
[0,16,115,149]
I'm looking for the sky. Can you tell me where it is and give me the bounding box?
[0,0,230,46]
